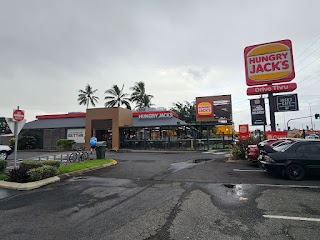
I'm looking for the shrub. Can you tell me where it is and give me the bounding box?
[0,173,9,181]
[9,166,32,183]
[28,165,59,182]
[57,139,75,150]
[18,135,37,150]
[43,160,61,168]
[19,160,43,169]
[20,160,61,169]
[0,160,7,172]
[9,138,15,148]
[231,139,259,159]
[230,147,245,159]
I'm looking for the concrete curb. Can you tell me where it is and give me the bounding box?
[0,160,118,191]
[0,176,60,191]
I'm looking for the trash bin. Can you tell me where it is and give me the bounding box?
[96,141,107,159]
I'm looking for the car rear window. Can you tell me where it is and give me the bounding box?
[274,142,295,152]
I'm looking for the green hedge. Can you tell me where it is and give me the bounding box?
[28,165,59,182]
[0,160,7,172]
[20,160,61,169]
[57,139,75,150]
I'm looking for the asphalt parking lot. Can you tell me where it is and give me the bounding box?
[1,151,320,240]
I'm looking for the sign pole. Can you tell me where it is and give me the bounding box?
[13,106,19,168]
[268,92,276,131]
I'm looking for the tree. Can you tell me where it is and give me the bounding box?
[130,81,154,109]
[171,101,196,123]
[78,84,99,109]
[104,84,131,109]
[0,117,10,134]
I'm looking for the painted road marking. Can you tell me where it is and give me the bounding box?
[263,215,320,222]
[203,152,226,155]
[256,183,320,189]
[233,169,265,172]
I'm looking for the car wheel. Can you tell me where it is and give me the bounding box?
[0,151,8,160]
[285,164,305,181]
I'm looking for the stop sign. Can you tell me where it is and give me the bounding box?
[13,109,25,122]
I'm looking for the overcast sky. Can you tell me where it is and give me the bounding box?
[1,0,320,131]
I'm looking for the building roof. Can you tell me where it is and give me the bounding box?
[24,117,86,130]
[36,113,86,119]
[131,117,187,127]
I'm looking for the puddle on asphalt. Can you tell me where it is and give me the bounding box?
[74,177,89,180]
[193,158,213,163]
[166,159,214,173]
[0,189,15,200]
[223,184,245,198]
[202,184,253,206]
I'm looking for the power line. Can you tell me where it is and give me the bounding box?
[294,35,320,60]
[296,55,320,74]
[296,70,320,85]
[295,45,320,67]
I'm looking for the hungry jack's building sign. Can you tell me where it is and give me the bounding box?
[132,111,178,119]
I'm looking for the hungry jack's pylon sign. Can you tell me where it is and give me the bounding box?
[244,39,295,86]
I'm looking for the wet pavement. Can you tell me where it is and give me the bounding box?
[1,151,320,239]
[0,188,19,200]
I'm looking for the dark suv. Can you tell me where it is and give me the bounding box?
[259,139,320,180]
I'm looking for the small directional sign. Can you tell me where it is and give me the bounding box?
[275,94,299,112]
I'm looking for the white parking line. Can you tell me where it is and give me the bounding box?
[256,183,320,189]
[263,215,320,222]
[233,169,265,172]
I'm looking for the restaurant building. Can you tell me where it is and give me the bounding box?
[23,94,234,151]
[23,107,232,151]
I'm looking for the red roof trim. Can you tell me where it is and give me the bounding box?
[36,113,86,119]
[132,111,178,118]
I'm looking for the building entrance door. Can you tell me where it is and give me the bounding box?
[95,129,112,149]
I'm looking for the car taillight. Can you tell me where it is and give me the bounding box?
[264,155,275,163]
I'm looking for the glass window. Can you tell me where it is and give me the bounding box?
[304,144,320,154]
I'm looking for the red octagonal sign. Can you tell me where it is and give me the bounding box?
[13,109,25,122]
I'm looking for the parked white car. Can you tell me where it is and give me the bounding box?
[0,145,13,160]
[306,134,319,139]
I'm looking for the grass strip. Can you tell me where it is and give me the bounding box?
[58,159,113,174]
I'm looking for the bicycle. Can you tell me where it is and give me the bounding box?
[68,147,90,162]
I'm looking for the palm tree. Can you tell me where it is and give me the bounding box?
[135,94,154,109]
[78,84,99,109]
[130,81,154,109]
[104,84,131,109]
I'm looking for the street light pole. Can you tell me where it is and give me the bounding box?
[287,116,312,130]
[309,103,314,131]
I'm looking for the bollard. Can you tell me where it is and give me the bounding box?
[54,155,56,160]
[46,156,49,160]
[39,157,41,161]
[61,154,63,162]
